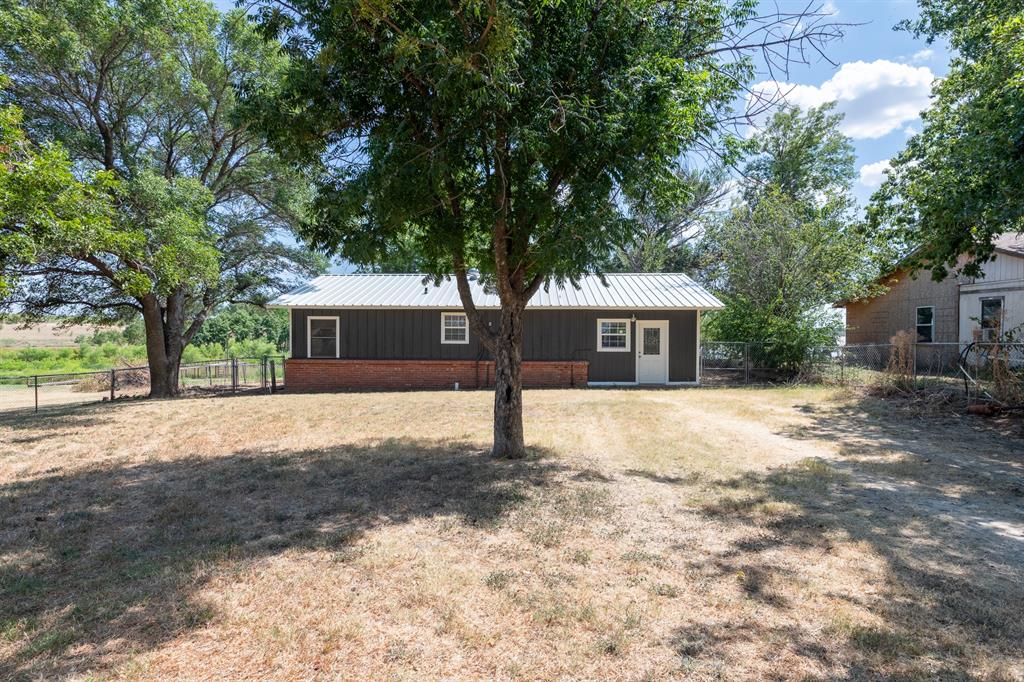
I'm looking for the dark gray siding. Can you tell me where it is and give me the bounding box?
[289,308,698,382]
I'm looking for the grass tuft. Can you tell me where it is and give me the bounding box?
[484,569,516,590]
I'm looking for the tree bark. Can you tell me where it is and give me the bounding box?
[491,301,527,459]
[140,290,187,399]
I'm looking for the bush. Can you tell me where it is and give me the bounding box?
[702,299,842,372]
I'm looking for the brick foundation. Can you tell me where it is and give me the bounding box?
[285,359,589,392]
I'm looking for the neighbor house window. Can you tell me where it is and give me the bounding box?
[441,312,469,344]
[980,297,1003,341]
[597,319,630,352]
[915,306,934,343]
[307,316,339,358]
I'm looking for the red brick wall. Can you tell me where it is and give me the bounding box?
[284,359,589,392]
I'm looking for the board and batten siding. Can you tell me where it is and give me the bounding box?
[289,308,698,383]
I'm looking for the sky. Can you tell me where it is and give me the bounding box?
[744,0,948,204]
[215,0,948,208]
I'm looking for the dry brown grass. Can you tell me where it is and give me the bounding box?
[1,387,1022,681]
[0,322,109,349]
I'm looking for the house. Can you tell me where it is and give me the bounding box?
[841,234,1024,346]
[269,272,723,391]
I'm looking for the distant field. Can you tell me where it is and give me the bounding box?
[0,322,110,349]
[0,322,279,378]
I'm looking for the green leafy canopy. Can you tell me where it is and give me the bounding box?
[249,0,755,289]
[0,94,116,298]
[870,0,1024,279]
[0,0,324,342]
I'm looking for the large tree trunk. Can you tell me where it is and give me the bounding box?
[491,302,527,459]
[140,291,186,399]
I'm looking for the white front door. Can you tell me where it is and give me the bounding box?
[636,321,669,384]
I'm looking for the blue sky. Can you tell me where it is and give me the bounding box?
[216,0,947,207]
[745,0,948,204]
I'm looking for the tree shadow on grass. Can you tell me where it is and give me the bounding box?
[677,393,1024,678]
[0,438,562,680]
[0,402,120,438]
[0,388,273,435]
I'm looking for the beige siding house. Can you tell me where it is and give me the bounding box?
[843,234,1024,345]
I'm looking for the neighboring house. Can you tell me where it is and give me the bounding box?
[269,272,723,391]
[841,234,1024,346]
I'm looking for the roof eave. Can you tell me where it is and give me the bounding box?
[268,303,724,311]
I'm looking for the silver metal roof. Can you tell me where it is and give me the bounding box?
[270,273,723,310]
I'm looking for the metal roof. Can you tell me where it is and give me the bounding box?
[994,233,1024,258]
[270,273,723,310]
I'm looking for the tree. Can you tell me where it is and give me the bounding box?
[191,304,289,350]
[702,189,862,367]
[250,0,842,457]
[742,103,856,204]
[869,0,1024,279]
[610,165,730,274]
[0,96,116,298]
[0,0,324,397]
[701,104,877,366]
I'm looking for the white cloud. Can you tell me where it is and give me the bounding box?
[751,60,935,139]
[911,48,934,63]
[858,160,891,188]
[822,0,838,16]
[903,125,918,137]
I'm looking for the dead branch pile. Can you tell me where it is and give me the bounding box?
[72,360,149,393]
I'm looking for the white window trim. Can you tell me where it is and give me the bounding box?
[440,311,469,344]
[597,318,631,352]
[307,315,340,358]
[915,305,934,344]
[979,297,1004,341]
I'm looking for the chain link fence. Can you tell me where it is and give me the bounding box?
[0,356,286,414]
[700,341,1024,403]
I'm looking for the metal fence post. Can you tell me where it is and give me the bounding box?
[34,375,38,412]
[231,358,238,393]
[110,369,116,402]
[744,342,750,384]
[270,358,277,393]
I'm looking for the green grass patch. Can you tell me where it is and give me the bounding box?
[0,339,282,378]
[19,627,77,659]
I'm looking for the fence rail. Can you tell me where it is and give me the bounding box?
[5,343,1021,415]
[700,341,1024,401]
[0,356,286,414]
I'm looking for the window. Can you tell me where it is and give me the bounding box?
[307,316,339,358]
[597,318,630,352]
[441,312,469,344]
[915,306,934,343]
[643,326,661,355]
[980,297,1004,341]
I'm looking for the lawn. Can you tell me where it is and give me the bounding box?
[1,387,1022,680]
